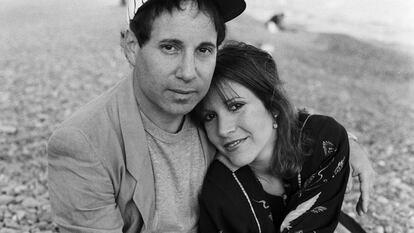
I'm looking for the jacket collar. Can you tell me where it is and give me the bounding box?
[117,75,155,228]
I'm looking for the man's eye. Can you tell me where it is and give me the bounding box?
[228,103,243,112]
[198,47,214,56]
[161,44,178,54]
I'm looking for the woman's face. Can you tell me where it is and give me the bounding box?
[200,80,277,168]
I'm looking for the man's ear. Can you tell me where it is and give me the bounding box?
[120,29,139,67]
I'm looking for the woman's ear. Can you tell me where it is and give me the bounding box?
[120,29,139,67]
[270,109,280,118]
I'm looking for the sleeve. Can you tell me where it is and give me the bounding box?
[48,127,125,233]
[281,116,350,233]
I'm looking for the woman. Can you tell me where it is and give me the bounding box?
[194,42,360,233]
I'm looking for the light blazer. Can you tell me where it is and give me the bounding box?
[48,75,215,233]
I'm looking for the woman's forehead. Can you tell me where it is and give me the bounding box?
[201,81,237,108]
[215,81,240,101]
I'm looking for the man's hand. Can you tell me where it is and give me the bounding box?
[347,137,376,215]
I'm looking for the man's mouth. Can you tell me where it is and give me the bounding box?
[169,88,196,95]
[223,137,247,151]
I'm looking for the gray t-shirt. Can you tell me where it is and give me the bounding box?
[141,112,206,232]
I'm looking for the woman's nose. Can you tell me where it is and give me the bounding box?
[217,115,236,137]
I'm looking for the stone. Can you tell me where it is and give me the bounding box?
[409,215,414,227]
[0,125,17,134]
[377,196,389,204]
[377,160,386,166]
[13,185,27,194]
[375,226,385,233]
[21,197,40,208]
[384,225,393,233]
[0,228,20,233]
[3,218,20,229]
[15,210,26,221]
[390,178,402,186]
[0,195,14,205]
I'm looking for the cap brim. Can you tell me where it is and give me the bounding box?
[214,0,246,22]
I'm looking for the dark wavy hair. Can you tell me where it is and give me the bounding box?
[193,41,306,178]
[129,0,226,47]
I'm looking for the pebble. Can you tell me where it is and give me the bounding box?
[25,211,38,223]
[0,195,14,205]
[13,185,27,194]
[0,174,10,185]
[347,212,356,218]
[0,125,17,134]
[0,228,20,233]
[377,196,389,204]
[3,218,20,229]
[375,226,385,233]
[378,160,386,166]
[410,215,414,227]
[384,225,393,233]
[38,210,51,222]
[15,210,26,220]
[22,197,40,208]
[390,178,402,186]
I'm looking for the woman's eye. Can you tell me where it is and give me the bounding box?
[203,113,216,122]
[228,103,243,112]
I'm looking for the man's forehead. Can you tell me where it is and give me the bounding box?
[157,1,209,21]
[149,5,217,45]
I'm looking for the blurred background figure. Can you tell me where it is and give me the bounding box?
[245,0,414,48]
[266,13,286,33]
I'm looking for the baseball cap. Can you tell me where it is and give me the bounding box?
[127,0,246,23]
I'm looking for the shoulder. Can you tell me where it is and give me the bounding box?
[301,114,347,145]
[202,160,248,199]
[48,77,142,164]
[203,160,235,187]
[300,114,349,175]
[302,114,345,133]
[56,77,132,133]
[50,78,131,148]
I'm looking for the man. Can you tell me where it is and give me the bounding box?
[48,0,374,232]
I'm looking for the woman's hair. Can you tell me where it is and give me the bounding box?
[129,0,226,47]
[194,41,305,178]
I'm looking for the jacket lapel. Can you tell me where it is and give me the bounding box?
[117,76,155,228]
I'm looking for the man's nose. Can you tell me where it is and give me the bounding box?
[176,53,196,82]
[217,115,236,137]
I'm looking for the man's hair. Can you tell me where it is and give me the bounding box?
[129,0,226,47]
[194,41,309,178]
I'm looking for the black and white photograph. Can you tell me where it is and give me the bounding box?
[1,0,413,232]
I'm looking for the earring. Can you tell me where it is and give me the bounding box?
[272,114,278,129]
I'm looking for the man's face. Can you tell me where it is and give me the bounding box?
[133,2,217,123]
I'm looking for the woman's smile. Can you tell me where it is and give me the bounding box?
[223,137,248,152]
